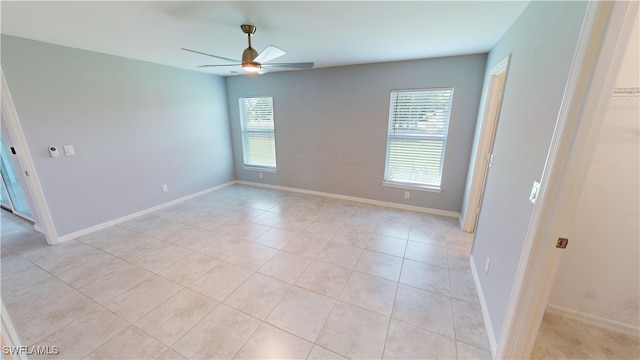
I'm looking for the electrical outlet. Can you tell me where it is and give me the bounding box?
[404,191,410,199]
[485,256,491,274]
[259,172,264,179]
[162,184,168,192]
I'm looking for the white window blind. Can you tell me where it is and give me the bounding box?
[239,96,277,169]
[384,88,454,189]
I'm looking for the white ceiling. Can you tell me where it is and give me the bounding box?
[1,1,529,76]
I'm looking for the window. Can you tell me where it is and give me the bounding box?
[384,88,454,189]
[239,96,277,169]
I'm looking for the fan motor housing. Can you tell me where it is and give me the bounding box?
[242,47,258,64]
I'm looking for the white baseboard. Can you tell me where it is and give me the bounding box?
[235,180,460,218]
[56,181,235,243]
[470,254,498,357]
[546,303,640,338]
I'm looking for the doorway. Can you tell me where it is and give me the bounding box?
[0,112,33,222]
[460,56,510,233]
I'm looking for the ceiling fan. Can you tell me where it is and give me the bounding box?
[182,24,314,74]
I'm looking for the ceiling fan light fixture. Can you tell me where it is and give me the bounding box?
[242,62,261,72]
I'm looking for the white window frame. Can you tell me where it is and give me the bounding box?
[383,88,454,191]
[238,96,277,171]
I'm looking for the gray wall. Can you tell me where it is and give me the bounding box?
[1,35,234,236]
[469,1,589,341]
[225,55,487,212]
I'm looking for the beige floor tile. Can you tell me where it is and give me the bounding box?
[374,220,410,239]
[258,251,313,284]
[400,259,451,296]
[156,223,219,250]
[226,242,278,271]
[266,286,336,342]
[405,241,449,268]
[188,261,253,301]
[339,271,397,316]
[449,268,479,303]
[392,284,454,338]
[447,247,472,272]
[135,288,218,346]
[383,319,457,359]
[172,304,261,359]
[365,233,407,258]
[1,185,487,360]
[295,261,352,298]
[0,252,34,277]
[5,277,98,345]
[234,322,314,359]
[122,243,192,274]
[274,215,316,232]
[254,228,297,249]
[197,234,249,260]
[157,348,187,359]
[250,211,284,227]
[282,233,329,258]
[304,221,341,240]
[21,240,102,274]
[307,345,348,360]
[224,273,290,319]
[85,325,168,359]
[316,241,363,269]
[532,311,640,360]
[2,265,52,294]
[331,226,372,248]
[355,249,403,281]
[55,252,131,288]
[77,264,153,304]
[226,222,270,241]
[106,275,183,322]
[158,252,220,286]
[81,229,153,254]
[317,301,389,359]
[30,306,128,359]
[452,299,491,350]
[456,341,493,360]
[408,224,448,246]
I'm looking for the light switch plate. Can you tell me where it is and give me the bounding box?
[529,181,541,204]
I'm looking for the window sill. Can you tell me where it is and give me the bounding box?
[243,166,278,173]
[382,181,442,193]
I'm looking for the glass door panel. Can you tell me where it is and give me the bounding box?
[0,136,32,219]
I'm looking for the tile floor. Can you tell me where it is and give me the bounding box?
[532,311,640,359]
[1,184,492,359]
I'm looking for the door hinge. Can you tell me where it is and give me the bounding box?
[556,237,569,249]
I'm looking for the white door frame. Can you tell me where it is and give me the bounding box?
[1,69,59,244]
[461,55,510,233]
[496,1,639,358]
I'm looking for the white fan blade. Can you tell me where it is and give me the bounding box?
[254,45,286,64]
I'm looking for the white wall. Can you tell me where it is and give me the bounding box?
[548,13,640,330]
[1,35,234,237]
[225,55,487,213]
[469,0,589,343]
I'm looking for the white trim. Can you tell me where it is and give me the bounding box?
[496,2,639,358]
[470,255,497,356]
[243,166,277,173]
[381,181,442,193]
[546,304,640,339]
[56,181,235,243]
[236,180,459,218]
[460,54,510,233]
[1,300,27,360]
[1,68,60,245]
